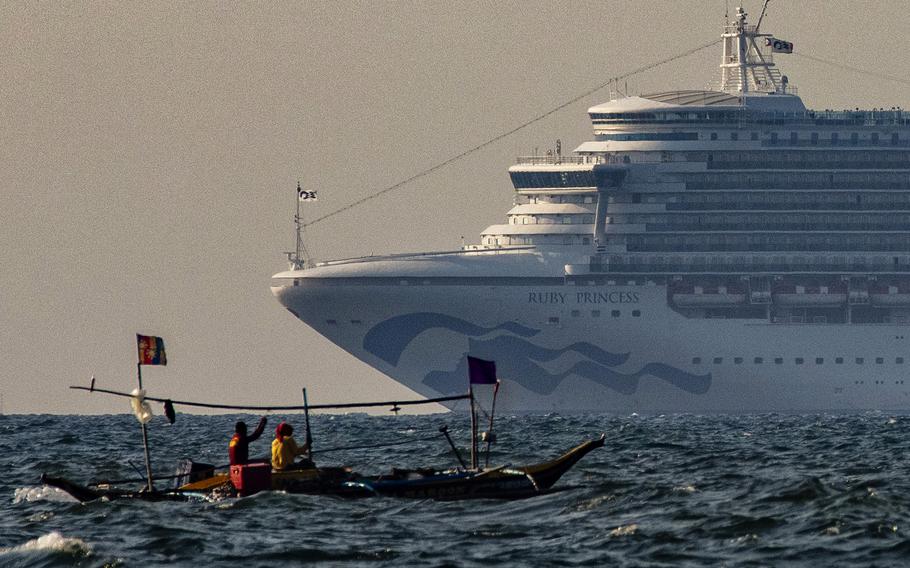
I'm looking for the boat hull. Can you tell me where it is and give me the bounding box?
[340,435,604,500]
[273,255,910,413]
[42,437,603,502]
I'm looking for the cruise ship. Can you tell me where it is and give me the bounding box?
[271,9,910,413]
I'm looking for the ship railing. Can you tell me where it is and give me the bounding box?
[575,262,910,274]
[313,246,537,267]
[515,155,600,166]
[592,109,909,127]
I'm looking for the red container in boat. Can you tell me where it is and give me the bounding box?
[230,463,272,496]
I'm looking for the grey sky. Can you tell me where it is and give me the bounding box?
[2,1,909,414]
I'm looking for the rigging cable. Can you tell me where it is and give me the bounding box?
[791,52,910,88]
[302,38,723,228]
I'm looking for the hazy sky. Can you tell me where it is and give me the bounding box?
[3,1,910,414]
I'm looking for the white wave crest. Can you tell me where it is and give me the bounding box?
[13,486,79,504]
[0,531,92,557]
[609,523,638,537]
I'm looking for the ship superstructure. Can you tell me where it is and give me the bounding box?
[272,8,910,412]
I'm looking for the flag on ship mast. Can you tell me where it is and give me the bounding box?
[297,181,317,202]
[137,334,167,366]
[765,37,793,54]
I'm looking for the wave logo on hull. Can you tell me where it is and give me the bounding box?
[363,312,540,366]
[363,312,711,396]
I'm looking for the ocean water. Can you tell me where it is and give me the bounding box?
[3,412,910,567]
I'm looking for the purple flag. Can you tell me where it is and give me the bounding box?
[468,356,497,385]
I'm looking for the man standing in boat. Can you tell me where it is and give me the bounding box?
[228,416,268,466]
[271,421,312,470]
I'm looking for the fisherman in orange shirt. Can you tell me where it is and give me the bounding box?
[228,416,268,466]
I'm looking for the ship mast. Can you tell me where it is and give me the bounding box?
[719,4,785,94]
[287,181,314,270]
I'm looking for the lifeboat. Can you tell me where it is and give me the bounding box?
[772,283,847,306]
[871,284,910,306]
[672,283,746,307]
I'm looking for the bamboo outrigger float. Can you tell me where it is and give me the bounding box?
[41,339,603,502]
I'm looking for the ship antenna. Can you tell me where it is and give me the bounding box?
[755,0,771,33]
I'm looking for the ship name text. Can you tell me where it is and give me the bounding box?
[527,291,640,304]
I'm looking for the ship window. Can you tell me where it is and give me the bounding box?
[734,357,743,364]
[710,132,718,141]
[730,132,738,141]
[811,133,819,145]
[350,319,362,324]
[876,357,884,364]
[713,357,723,364]
[582,237,590,245]
[856,357,864,364]
[816,358,824,364]
[851,133,859,145]
[835,357,844,364]
[548,317,559,324]
[611,310,620,317]
[591,310,601,317]
[897,357,905,364]
[795,357,804,365]
[754,357,763,364]
[770,132,778,145]
[790,132,798,143]
[692,357,702,364]
[872,133,879,144]
[571,310,580,317]
[775,358,783,364]
[751,132,759,141]
[893,133,899,145]
[326,319,337,325]
[632,310,641,317]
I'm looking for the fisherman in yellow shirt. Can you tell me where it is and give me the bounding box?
[271,422,311,470]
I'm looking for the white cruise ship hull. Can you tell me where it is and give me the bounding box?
[272,251,910,413]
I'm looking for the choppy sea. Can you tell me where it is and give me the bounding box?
[3,412,910,567]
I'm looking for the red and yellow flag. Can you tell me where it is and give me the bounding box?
[137,334,167,366]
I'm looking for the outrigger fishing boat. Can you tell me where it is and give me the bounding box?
[42,337,603,502]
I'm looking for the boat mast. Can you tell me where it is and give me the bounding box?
[136,363,155,492]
